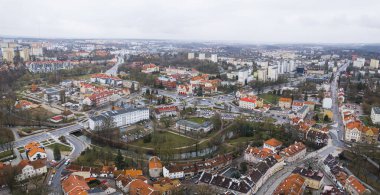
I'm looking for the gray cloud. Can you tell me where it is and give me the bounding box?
[0,0,379,43]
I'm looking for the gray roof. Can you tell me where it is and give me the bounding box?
[372,107,380,114]
[176,119,213,129]
[90,107,149,122]
[297,105,309,114]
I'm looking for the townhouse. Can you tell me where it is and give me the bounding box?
[62,175,90,195]
[198,172,252,194]
[152,177,181,195]
[153,105,178,120]
[83,91,121,107]
[280,142,306,163]
[292,167,324,190]
[90,73,123,86]
[345,175,371,195]
[273,173,306,195]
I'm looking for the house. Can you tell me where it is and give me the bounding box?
[149,156,163,178]
[345,175,371,195]
[292,167,324,190]
[116,174,133,193]
[198,172,252,195]
[0,162,12,186]
[263,138,283,152]
[292,100,304,111]
[83,91,121,107]
[89,107,149,130]
[296,105,310,119]
[50,115,63,123]
[239,97,256,110]
[152,177,181,195]
[124,169,143,178]
[244,146,282,163]
[129,179,159,195]
[279,97,292,109]
[155,76,177,89]
[14,100,36,110]
[15,159,47,181]
[62,110,75,120]
[280,142,306,163]
[142,63,159,73]
[176,84,193,96]
[62,174,90,195]
[175,120,213,133]
[273,173,306,195]
[100,166,116,177]
[371,107,380,125]
[25,141,47,161]
[153,105,178,120]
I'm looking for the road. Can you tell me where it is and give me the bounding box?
[105,55,124,76]
[257,64,349,194]
[0,124,83,153]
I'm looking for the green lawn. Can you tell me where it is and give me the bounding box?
[21,127,39,133]
[0,150,14,159]
[130,131,197,148]
[258,93,280,105]
[46,143,72,152]
[187,117,207,124]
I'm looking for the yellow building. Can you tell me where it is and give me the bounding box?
[323,109,333,120]
[292,167,324,190]
[1,48,15,62]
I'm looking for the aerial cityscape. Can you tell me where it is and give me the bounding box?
[0,0,380,195]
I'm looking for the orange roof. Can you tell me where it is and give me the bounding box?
[149,156,163,170]
[24,142,41,150]
[62,175,90,195]
[346,121,362,130]
[264,138,283,147]
[129,179,158,195]
[273,174,305,195]
[125,169,143,177]
[281,142,306,157]
[28,147,46,157]
[304,101,315,105]
[240,97,256,103]
[293,101,304,106]
[346,175,367,194]
[279,97,292,103]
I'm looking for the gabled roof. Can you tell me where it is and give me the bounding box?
[346,175,368,194]
[62,175,90,195]
[149,156,163,169]
[273,173,305,195]
[264,138,283,147]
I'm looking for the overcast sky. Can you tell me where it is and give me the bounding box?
[1,0,380,43]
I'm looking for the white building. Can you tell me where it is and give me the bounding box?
[198,53,206,60]
[239,97,256,110]
[263,138,283,152]
[19,48,30,61]
[210,54,217,63]
[268,66,278,81]
[15,159,47,181]
[88,107,149,130]
[371,107,380,125]
[163,166,184,179]
[370,59,379,69]
[188,52,195,60]
[237,68,250,84]
[31,47,43,56]
[280,142,306,163]
[1,48,15,62]
[322,98,333,109]
[257,68,268,82]
[353,58,365,68]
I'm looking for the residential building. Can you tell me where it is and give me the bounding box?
[296,105,310,119]
[176,84,193,96]
[153,177,181,195]
[62,175,90,195]
[24,141,47,161]
[292,167,324,190]
[263,138,283,152]
[83,91,121,107]
[129,179,159,195]
[257,68,268,82]
[89,107,149,130]
[268,65,278,81]
[149,156,163,178]
[188,52,195,60]
[27,61,74,73]
[19,48,30,61]
[116,174,133,193]
[142,63,159,73]
[90,74,123,86]
[198,53,206,60]
[292,100,304,111]
[198,172,252,194]
[273,174,306,195]
[244,146,282,163]
[239,97,256,110]
[370,107,380,124]
[31,46,43,56]
[1,48,14,62]
[15,159,47,181]
[370,59,379,70]
[153,105,178,120]
[353,58,365,68]
[155,76,177,89]
[175,120,213,133]
[323,97,333,109]
[237,68,250,85]
[210,54,218,63]
[279,97,292,109]
[345,175,371,195]
[280,142,306,163]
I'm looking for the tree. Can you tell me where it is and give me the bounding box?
[211,112,222,131]
[161,117,172,128]
[53,145,61,161]
[304,92,308,101]
[240,162,248,174]
[115,150,124,169]
[324,115,330,122]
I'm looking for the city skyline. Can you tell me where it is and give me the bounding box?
[1,0,380,43]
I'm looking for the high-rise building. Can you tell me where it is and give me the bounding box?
[268,66,278,81]
[257,68,268,82]
[210,54,217,63]
[370,59,379,69]
[31,47,43,56]
[198,53,206,60]
[188,52,195,60]
[1,48,15,62]
[20,48,30,61]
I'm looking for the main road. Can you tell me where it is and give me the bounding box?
[105,55,124,76]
